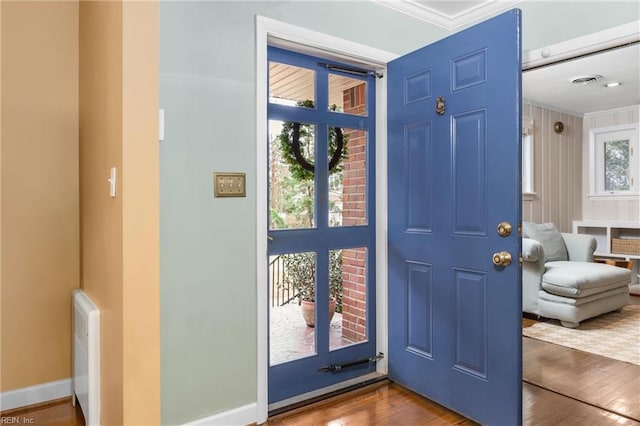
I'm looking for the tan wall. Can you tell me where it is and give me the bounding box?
[1,1,79,392]
[80,1,160,423]
[80,2,124,422]
[121,2,160,424]
[522,104,583,232]
[582,106,640,222]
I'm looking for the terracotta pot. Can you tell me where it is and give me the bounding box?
[300,298,336,327]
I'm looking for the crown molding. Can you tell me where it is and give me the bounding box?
[372,0,521,31]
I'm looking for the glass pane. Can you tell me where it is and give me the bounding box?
[270,252,317,365]
[328,74,367,116]
[329,128,367,227]
[604,139,630,191]
[269,62,315,107]
[330,247,368,351]
[269,120,316,230]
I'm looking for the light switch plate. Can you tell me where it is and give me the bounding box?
[214,173,246,197]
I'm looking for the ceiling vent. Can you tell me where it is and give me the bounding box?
[570,75,603,84]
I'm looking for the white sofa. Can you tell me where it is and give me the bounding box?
[522,222,631,328]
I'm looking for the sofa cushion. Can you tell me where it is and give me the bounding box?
[522,222,568,262]
[538,285,629,306]
[542,261,631,298]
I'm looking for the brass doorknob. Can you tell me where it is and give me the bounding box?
[492,251,512,267]
[497,222,512,237]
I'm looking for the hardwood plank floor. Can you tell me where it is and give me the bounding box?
[4,376,638,425]
[523,382,639,426]
[524,337,640,422]
[266,381,477,425]
[6,299,639,425]
[0,397,84,426]
[267,380,640,425]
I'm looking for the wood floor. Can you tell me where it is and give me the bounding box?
[6,347,637,426]
[5,300,639,425]
[524,337,640,422]
[0,397,84,426]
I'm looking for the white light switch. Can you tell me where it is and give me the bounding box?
[108,167,117,198]
[159,108,165,141]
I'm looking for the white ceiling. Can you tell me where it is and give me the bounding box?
[523,43,640,116]
[373,1,639,116]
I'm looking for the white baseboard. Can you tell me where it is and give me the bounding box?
[183,403,257,426]
[0,378,72,411]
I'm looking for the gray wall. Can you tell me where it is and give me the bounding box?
[522,104,583,232]
[518,1,640,50]
[159,1,640,424]
[159,2,447,424]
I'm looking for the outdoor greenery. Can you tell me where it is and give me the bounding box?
[604,139,630,191]
[281,251,343,313]
[277,99,348,182]
[270,99,350,313]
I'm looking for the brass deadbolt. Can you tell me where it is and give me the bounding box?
[497,222,512,237]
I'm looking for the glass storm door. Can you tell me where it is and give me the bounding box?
[387,10,523,425]
[267,47,377,404]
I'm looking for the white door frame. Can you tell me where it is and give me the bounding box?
[255,15,398,423]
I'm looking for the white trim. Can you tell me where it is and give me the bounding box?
[255,15,269,426]
[523,20,640,70]
[584,104,640,118]
[258,16,396,67]
[522,117,534,195]
[375,69,389,376]
[587,194,640,201]
[0,378,72,411]
[182,403,257,426]
[255,15,397,423]
[588,123,639,197]
[372,0,521,31]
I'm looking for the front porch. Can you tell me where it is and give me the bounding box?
[269,303,353,365]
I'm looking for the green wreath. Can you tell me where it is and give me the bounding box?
[278,100,348,181]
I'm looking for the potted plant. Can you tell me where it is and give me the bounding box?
[281,251,343,327]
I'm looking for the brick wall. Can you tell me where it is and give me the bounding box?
[340,83,367,342]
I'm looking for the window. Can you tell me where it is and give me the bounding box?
[589,124,639,197]
[522,117,534,195]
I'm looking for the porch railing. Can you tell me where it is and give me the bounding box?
[269,255,298,307]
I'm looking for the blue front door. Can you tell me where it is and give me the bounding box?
[388,10,522,425]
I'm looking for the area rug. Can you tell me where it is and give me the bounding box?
[523,304,640,365]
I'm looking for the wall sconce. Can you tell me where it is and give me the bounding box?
[554,121,564,134]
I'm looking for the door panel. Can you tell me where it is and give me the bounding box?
[452,110,487,235]
[406,261,433,357]
[388,10,522,425]
[406,122,434,232]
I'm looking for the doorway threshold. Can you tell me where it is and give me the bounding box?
[268,372,387,416]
